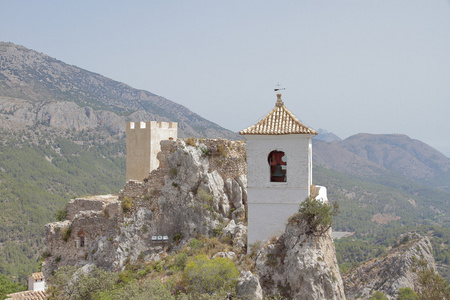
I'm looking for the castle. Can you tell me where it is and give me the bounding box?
[42,93,327,276]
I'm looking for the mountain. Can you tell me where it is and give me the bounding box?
[0,41,238,282]
[0,41,238,139]
[315,128,342,142]
[314,133,450,192]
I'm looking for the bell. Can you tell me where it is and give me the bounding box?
[273,164,284,177]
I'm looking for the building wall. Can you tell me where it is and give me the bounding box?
[126,121,177,181]
[28,278,46,292]
[245,134,314,245]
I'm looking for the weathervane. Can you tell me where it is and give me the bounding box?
[274,82,285,92]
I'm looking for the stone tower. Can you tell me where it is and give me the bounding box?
[126,121,177,181]
[239,93,318,245]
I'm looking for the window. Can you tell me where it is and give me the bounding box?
[268,151,286,182]
[80,236,85,247]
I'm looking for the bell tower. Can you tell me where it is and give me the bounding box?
[240,93,318,245]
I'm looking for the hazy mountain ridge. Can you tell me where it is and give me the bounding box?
[0,41,237,139]
[314,133,450,192]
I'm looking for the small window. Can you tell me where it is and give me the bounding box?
[268,151,287,182]
[80,236,85,248]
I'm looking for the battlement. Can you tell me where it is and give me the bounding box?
[128,121,177,131]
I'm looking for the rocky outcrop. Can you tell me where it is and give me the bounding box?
[255,213,345,300]
[236,271,263,300]
[43,138,247,276]
[343,232,436,300]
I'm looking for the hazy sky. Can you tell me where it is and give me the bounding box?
[1,1,450,157]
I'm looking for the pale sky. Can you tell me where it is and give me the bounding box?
[1,1,450,157]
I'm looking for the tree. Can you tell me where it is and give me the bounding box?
[298,197,339,235]
[0,274,26,300]
[47,265,118,300]
[413,258,450,300]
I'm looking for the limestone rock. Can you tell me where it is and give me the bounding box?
[255,213,345,300]
[43,139,247,275]
[236,271,263,300]
[343,232,436,300]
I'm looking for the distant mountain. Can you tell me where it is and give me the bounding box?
[315,128,342,142]
[0,41,237,139]
[314,133,450,191]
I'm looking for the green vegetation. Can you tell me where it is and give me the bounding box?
[0,274,27,300]
[47,236,245,300]
[413,258,450,300]
[369,291,389,300]
[397,287,418,300]
[183,255,239,295]
[0,128,125,283]
[298,197,339,236]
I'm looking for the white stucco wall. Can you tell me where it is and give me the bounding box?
[28,278,46,291]
[245,134,314,245]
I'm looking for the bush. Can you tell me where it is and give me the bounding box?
[61,225,72,242]
[370,291,388,300]
[122,196,133,213]
[47,265,118,300]
[298,197,339,236]
[183,255,239,295]
[197,189,213,204]
[397,287,418,300]
[173,253,189,270]
[55,207,67,221]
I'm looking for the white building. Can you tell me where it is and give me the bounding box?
[28,272,46,292]
[240,93,318,245]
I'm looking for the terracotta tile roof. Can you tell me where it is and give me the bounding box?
[30,272,44,281]
[6,290,47,300]
[239,94,318,135]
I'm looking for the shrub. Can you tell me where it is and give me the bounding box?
[183,255,239,295]
[397,287,418,300]
[173,253,189,270]
[197,188,213,204]
[61,225,72,242]
[217,144,228,157]
[298,197,339,236]
[55,207,67,221]
[122,196,133,213]
[369,291,388,300]
[186,138,196,146]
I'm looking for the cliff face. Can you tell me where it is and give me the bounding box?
[0,42,238,139]
[43,138,247,276]
[255,213,346,300]
[343,232,436,299]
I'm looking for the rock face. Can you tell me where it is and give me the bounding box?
[236,271,263,300]
[343,232,436,300]
[0,42,238,139]
[43,138,247,276]
[255,213,346,300]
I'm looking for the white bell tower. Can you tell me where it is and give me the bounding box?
[240,93,318,245]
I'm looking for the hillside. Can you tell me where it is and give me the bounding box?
[314,133,450,192]
[0,41,238,139]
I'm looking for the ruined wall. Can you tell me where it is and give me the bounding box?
[43,195,122,276]
[44,138,247,275]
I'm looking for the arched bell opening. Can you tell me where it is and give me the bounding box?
[268,151,287,182]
